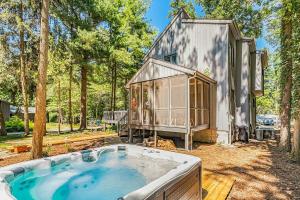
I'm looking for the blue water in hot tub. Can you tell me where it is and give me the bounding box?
[9,150,178,200]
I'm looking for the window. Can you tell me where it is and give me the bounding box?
[154,79,169,125]
[130,83,141,124]
[164,53,177,64]
[170,76,186,126]
[142,81,153,125]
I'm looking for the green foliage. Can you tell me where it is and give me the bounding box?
[257,53,280,114]
[5,116,34,132]
[0,0,40,106]
[64,143,75,152]
[42,144,52,157]
[196,0,266,37]
[291,0,300,117]
[169,0,197,18]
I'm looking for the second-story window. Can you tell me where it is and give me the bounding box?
[164,53,177,64]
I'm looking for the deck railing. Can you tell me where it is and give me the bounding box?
[102,110,128,123]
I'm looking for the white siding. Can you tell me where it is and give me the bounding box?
[255,53,263,95]
[130,62,184,84]
[148,21,230,137]
[236,41,251,127]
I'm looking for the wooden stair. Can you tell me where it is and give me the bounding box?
[202,170,235,200]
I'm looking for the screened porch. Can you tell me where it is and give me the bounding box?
[129,76,213,130]
[126,58,216,149]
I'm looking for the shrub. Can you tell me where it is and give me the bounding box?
[5,116,34,132]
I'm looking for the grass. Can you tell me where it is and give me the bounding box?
[0,124,114,150]
[46,123,80,130]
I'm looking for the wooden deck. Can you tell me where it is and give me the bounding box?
[202,170,235,200]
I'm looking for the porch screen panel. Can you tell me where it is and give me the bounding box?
[196,80,203,126]
[191,79,210,127]
[142,81,153,125]
[189,78,196,127]
[154,79,169,126]
[170,76,186,126]
[130,83,141,124]
[203,82,210,125]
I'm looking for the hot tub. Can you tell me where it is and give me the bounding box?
[0,145,202,200]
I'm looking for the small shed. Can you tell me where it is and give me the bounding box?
[10,106,36,121]
[126,58,217,150]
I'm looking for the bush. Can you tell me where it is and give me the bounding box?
[48,113,58,123]
[5,116,34,132]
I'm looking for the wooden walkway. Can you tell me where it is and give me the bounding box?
[202,170,235,200]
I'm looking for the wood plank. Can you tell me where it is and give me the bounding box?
[202,171,235,200]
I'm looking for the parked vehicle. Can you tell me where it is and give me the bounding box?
[256,115,265,125]
[263,118,274,126]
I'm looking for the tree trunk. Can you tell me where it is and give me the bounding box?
[19,1,30,136]
[0,103,7,136]
[113,63,117,116]
[58,79,61,134]
[68,65,73,131]
[293,117,300,163]
[123,78,128,110]
[279,4,293,152]
[32,0,49,159]
[110,63,114,113]
[79,65,87,130]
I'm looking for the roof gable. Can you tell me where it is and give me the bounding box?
[126,58,195,88]
[143,9,190,59]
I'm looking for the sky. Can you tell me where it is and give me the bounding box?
[145,0,270,51]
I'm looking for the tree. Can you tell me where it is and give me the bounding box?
[169,0,197,18]
[257,53,280,114]
[18,0,30,136]
[79,64,88,129]
[278,0,293,152]
[0,102,7,136]
[68,65,73,131]
[291,0,300,162]
[196,0,265,37]
[31,0,49,159]
[0,0,40,129]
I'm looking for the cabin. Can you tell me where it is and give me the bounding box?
[10,106,36,121]
[125,9,267,150]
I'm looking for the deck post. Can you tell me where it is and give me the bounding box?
[154,130,157,147]
[117,122,120,136]
[129,128,133,143]
[185,76,191,151]
[142,129,145,140]
[185,133,189,150]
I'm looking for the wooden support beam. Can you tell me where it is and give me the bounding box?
[129,128,133,143]
[185,133,189,150]
[154,130,157,147]
[142,129,145,140]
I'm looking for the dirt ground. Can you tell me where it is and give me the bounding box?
[0,137,299,200]
[179,140,300,200]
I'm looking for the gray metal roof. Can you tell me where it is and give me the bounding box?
[10,106,35,114]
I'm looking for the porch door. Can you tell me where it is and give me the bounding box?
[142,81,153,125]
